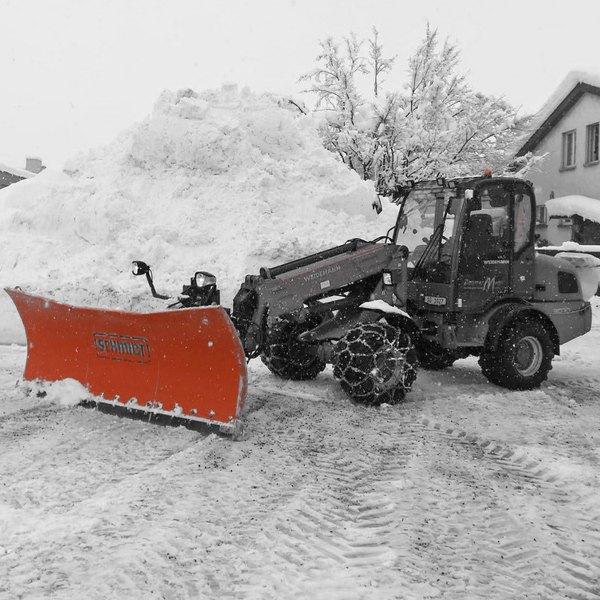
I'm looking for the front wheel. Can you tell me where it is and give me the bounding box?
[479,320,554,390]
[260,316,326,380]
[332,322,418,406]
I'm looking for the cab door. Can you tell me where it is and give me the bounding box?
[510,181,535,299]
[455,181,515,310]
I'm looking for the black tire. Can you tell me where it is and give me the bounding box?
[260,316,326,380]
[332,321,418,406]
[417,341,457,370]
[479,320,554,390]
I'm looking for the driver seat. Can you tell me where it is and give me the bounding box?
[461,213,494,275]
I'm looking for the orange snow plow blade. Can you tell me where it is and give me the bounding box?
[6,288,247,436]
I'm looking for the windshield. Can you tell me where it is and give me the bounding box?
[399,184,464,283]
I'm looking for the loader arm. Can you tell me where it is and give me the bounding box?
[231,239,409,356]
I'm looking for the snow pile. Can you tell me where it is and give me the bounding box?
[0,85,402,343]
[541,241,600,253]
[546,194,600,224]
[23,378,90,409]
[555,251,600,267]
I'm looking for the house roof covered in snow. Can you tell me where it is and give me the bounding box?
[0,162,35,179]
[516,71,600,156]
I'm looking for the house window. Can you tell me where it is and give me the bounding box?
[586,122,599,164]
[535,204,547,225]
[562,130,576,168]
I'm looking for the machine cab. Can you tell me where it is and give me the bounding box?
[402,177,536,312]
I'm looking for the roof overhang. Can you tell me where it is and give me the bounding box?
[516,82,600,156]
[0,162,35,179]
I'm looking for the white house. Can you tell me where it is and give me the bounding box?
[516,71,600,246]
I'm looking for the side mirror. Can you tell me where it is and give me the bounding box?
[132,261,150,276]
[131,261,170,300]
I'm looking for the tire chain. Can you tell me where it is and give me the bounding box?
[333,322,418,406]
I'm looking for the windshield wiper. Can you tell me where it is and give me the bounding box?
[411,223,444,280]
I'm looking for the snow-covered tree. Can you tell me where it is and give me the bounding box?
[301,26,530,195]
[502,148,548,178]
[369,28,395,98]
[299,34,375,178]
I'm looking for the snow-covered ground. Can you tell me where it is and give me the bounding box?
[1,300,600,600]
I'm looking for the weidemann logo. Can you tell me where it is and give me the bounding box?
[303,264,342,283]
[93,333,151,363]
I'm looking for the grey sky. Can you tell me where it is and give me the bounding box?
[1,0,598,168]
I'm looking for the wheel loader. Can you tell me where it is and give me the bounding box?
[6,175,592,436]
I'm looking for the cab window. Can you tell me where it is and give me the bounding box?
[513,188,533,255]
[473,185,511,253]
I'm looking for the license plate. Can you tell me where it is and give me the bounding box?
[424,295,446,306]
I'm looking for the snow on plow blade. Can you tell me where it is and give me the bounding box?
[5,288,247,435]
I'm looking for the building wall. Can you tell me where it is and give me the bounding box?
[528,93,600,245]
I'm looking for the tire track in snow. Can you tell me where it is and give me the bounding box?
[241,391,538,598]
[0,429,230,600]
[544,376,600,405]
[0,403,211,600]
[416,416,600,599]
[0,406,200,513]
[362,410,544,598]
[242,375,600,599]
[252,376,600,599]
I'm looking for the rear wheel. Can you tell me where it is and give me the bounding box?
[332,321,418,406]
[416,341,457,370]
[261,316,326,380]
[479,320,553,390]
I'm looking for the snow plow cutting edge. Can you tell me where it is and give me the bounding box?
[5,288,248,437]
